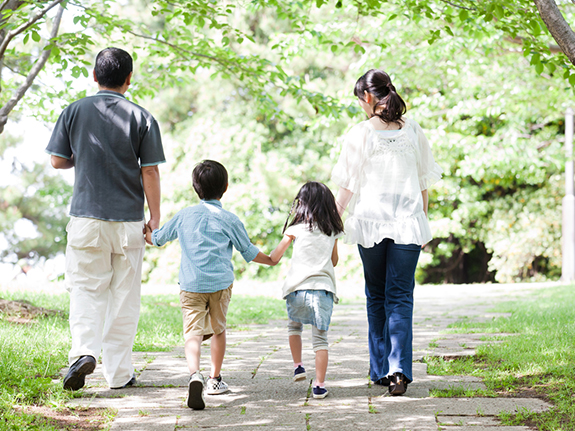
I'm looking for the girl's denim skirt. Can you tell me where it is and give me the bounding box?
[286,290,334,331]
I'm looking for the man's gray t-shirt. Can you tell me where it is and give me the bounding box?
[46,90,165,222]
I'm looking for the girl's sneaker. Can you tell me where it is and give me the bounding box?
[187,371,205,410]
[293,365,306,382]
[312,386,328,399]
[205,375,229,395]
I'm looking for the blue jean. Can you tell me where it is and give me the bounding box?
[358,239,421,383]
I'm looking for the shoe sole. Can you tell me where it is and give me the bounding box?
[63,359,96,391]
[313,390,329,399]
[206,387,230,395]
[187,379,205,410]
[293,373,306,382]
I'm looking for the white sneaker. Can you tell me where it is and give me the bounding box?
[187,371,205,410]
[205,375,229,395]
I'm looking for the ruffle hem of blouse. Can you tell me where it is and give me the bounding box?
[343,211,431,248]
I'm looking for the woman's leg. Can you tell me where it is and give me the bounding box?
[384,242,420,383]
[358,240,389,382]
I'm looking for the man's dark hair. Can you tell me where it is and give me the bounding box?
[192,160,228,200]
[94,47,133,89]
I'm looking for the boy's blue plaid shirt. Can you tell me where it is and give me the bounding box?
[151,200,259,292]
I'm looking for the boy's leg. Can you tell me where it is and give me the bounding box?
[185,335,203,374]
[180,290,211,373]
[210,330,226,378]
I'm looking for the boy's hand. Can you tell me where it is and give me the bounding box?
[144,224,154,245]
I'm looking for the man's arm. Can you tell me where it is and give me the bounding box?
[142,165,161,238]
[51,155,74,169]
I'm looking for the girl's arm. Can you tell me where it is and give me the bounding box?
[252,251,276,266]
[270,235,294,264]
[421,189,429,217]
[336,187,354,216]
[331,239,339,267]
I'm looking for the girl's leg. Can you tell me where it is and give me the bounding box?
[358,240,389,382]
[287,319,304,365]
[384,242,420,383]
[311,325,329,385]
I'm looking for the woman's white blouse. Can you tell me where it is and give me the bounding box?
[331,118,443,247]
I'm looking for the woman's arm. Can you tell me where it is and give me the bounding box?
[331,239,339,267]
[269,235,294,264]
[336,187,354,217]
[421,189,429,217]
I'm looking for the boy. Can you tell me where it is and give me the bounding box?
[146,160,275,410]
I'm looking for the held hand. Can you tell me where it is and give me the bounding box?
[147,218,160,232]
[144,223,155,245]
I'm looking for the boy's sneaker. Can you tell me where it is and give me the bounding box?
[187,371,205,410]
[205,375,229,395]
[312,386,329,399]
[293,365,306,382]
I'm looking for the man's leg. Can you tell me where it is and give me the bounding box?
[65,217,114,390]
[101,221,145,388]
[210,330,226,378]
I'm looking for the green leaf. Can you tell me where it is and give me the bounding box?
[569,74,575,87]
[31,31,41,42]
[23,33,29,45]
[493,5,504,20]
[535,62,543,75]
[444,26,454,36]
[331,44,337,53]
[388,13,397,21]
[335,0,342,8]
[459,10,469,21]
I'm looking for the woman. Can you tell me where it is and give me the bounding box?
[332,69,442,395]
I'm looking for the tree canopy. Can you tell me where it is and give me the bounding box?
[1,0,574,283]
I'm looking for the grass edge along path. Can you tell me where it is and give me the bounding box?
[0,290,286,431]
[424,283,575,431]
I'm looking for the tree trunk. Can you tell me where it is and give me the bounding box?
[533,0,575,66]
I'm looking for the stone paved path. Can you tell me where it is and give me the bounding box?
[66,282,555,430]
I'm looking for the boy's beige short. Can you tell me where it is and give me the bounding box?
[180,284,232,341]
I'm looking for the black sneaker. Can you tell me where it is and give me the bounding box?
[111,374,137,389]
[388,372,408,396]
[312,386,328,399]
[63,355,96,391]
[293,365,306,382]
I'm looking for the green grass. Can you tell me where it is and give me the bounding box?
[424,283,575,430]
[0,289,286,430]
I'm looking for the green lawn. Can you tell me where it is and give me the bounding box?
[0,289,286,431]
[424,283,575,430]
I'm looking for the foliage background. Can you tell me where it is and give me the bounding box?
[1,0,573,284]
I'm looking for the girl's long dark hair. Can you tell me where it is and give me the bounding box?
[282,181,344,237]
[354,69,406,126]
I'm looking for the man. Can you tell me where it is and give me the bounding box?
[46,47,165,390]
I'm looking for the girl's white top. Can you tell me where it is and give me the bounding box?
[281,224,343,304]
[331,118,443,247]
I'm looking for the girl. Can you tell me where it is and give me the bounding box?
[332,69,442,395]
[270,181,344,399]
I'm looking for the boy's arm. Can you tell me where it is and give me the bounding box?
[331,239,339,267]
[269,235,294,264]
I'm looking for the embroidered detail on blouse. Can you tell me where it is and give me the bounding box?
[372,131,415,157]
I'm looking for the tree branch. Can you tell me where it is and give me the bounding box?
[0,0,63,61]
[506,35,562,53]
[533,0,575,65]
[0,4,64,134]
[439,0,475,11]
